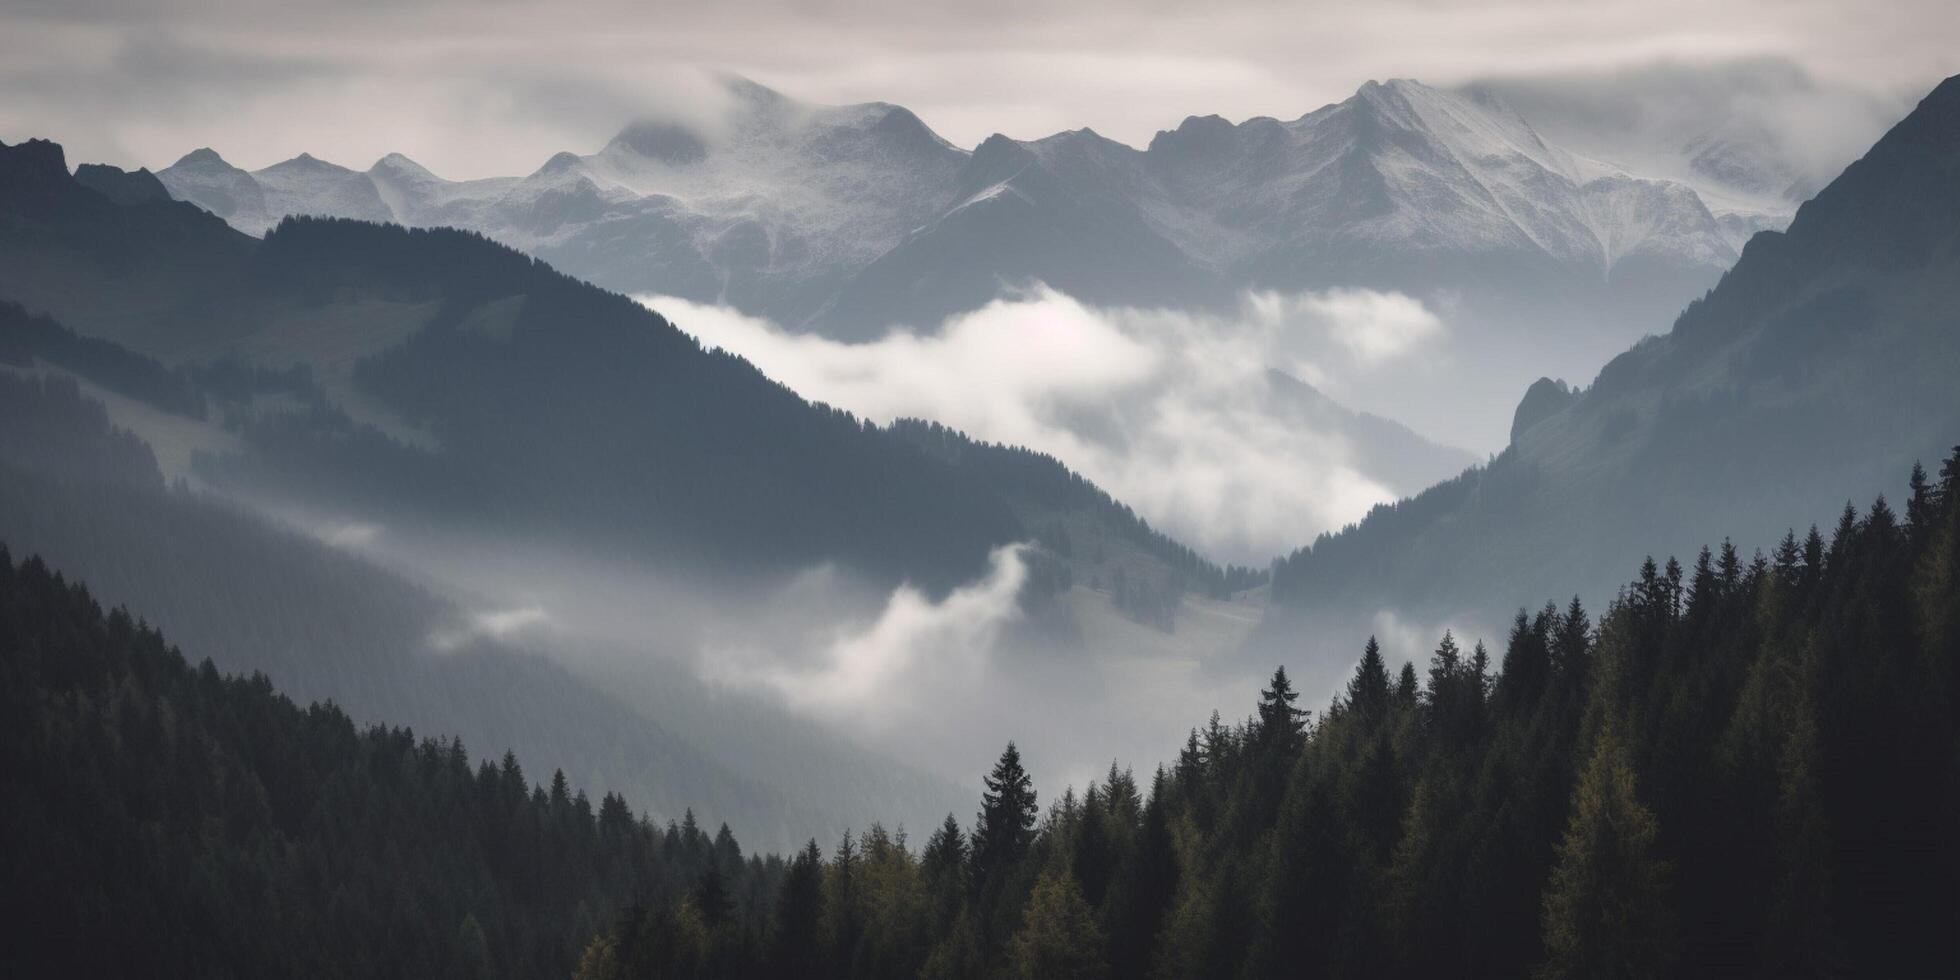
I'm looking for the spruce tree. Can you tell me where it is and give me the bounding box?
[1072,785,1114,907]
[1347,636,1392,722]
[971,743,1038,889]
[1500,609,1552,718]
[1008,871,1110,980]
[1555,596,1591,678]
[1105,770,1177,979]
[922,815,968,884]
[692,866,732,929]
[771,840,828,976]
[1395,661,1420,708]
[1538,730,1674,980]
[1255,665,1308,752]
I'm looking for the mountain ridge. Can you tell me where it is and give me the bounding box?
[1266,72,1960,656]
[153,75,1792,447]
[154,76,1784,316]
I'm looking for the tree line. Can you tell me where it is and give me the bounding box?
[4,449,1956,977]
[0,541,783,979]
[579,449,1960,978]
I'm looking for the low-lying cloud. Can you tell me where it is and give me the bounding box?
[1467,58,1919,203]
[430,604,553,652]
[1273,289,1446,368]
[5,2,1950,181]
[703,544,1028,727]
[643,287,1469,566]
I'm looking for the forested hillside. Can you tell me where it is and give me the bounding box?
[0,364,968,848]
[0,136,1238,604]
[7,445,1953,976]
[573,448,1959,978]
[0,544,763,979]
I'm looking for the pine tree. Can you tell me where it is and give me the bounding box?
[1256,665,1309,757]
[1687,547,1720,621]
[1347,636,1392,723]
[828,830,862,968]
[693,866,732,929]
[573,934,622,980]
[1201,710,1234,773]
[771,840,828,976]
[1072,785,1114,907]
[1008,871,1110,980]
[1470,640,1493,703]
[712,823,741,877]
[1718,539,1743,592]
[1763,665,1846,979]
[922,815,968,884]
[971,743,1038,889]
[1105,770,1177,979]
[1500,608,1552,718]
[1538,730,1674,980]
[1428,630,1463,695]
[1427,631,1475,741]
[920,814,969,937]
[1395,661,1420,709]
[459,913,494,976]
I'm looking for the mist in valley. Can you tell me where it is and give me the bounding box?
[266,492,1276,824]
[645,287,1480,567]
[6,6,1959,969]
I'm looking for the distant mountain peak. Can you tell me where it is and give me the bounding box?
[1146,113,1241,161]
[74,163,172,206]
[531,150,586,177]
[258,152,356,178]
[0,137,69,184]
[961,133,1039,188]
[1510,377,1578,445]
[369,152,436,179]
[1174,113,1233,135]
[720,72,791,109]
[171,147,234,170]
[869,104,946,150]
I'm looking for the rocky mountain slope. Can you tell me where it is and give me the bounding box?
[1267,73,1960,656]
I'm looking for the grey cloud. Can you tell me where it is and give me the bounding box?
[1466,57,1920,200]
[3,0,1953,179]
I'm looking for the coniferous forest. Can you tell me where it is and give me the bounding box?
[5,448,1956,978]
[6,11,1960,979]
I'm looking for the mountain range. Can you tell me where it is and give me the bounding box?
[0,130,1280,838]
[157,77,1791,329]
[1267,74,1960,662]
[6,70,1956,839]
[154,76,1812,449]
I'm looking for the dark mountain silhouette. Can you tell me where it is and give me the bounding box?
[71,163,172,206]
[0,139,254,350]
[0,364,969,848]
[8,138,1221,595]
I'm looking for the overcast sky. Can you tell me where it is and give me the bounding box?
[2,0,1953,178]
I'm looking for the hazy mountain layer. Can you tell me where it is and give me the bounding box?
[0,136,1279,816]
[0,362,976,849]
[158,79,1778,334]
[1268,74,1960,654]
[151,76,1802,449]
